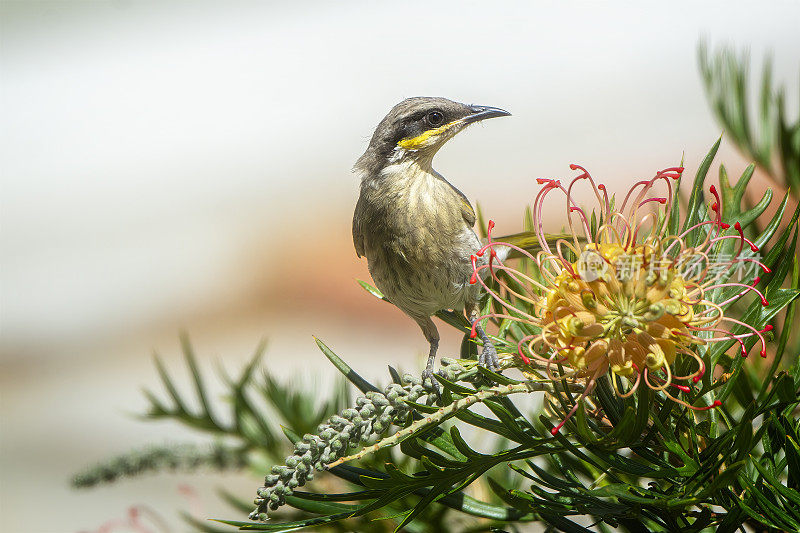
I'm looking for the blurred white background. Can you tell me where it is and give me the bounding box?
[2,1,799,531]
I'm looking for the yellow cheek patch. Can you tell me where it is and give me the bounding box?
[397,120,460,150]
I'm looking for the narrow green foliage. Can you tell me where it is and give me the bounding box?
[73,443,248,488]
[699,43,800,194]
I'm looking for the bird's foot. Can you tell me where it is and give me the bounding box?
[478,342,500,373]
[472,320,501,374]
[421,368,441,397]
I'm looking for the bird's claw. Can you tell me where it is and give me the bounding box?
[421,368,441,397]
[479,342,500,373]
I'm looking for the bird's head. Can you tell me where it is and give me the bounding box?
[355,97,510,175]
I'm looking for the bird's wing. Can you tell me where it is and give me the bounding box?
[459,195,476,227]
[444,181,476,227]
[352,197,365,258]
[433,172,476,227]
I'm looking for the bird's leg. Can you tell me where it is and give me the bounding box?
[415,316,441,394]
[473,321,500,371]
[467,305,499,372]
[423,338,439,388]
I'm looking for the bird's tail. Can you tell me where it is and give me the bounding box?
[489,231,577,260]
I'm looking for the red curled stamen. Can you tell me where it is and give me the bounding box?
[694,400,722,411]
[639,197,667,207]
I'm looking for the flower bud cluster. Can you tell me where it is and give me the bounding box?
[250,358,468,521]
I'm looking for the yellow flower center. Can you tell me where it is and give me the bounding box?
[540,243,698,379]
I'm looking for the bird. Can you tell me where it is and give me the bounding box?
[352,97,511,387]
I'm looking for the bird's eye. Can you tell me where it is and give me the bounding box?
[427,111,444,127]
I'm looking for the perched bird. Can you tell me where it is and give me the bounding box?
[352,97,510,386]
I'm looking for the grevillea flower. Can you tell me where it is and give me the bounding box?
[470,165,771,435]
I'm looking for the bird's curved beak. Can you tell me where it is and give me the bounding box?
[463,105,512,125]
